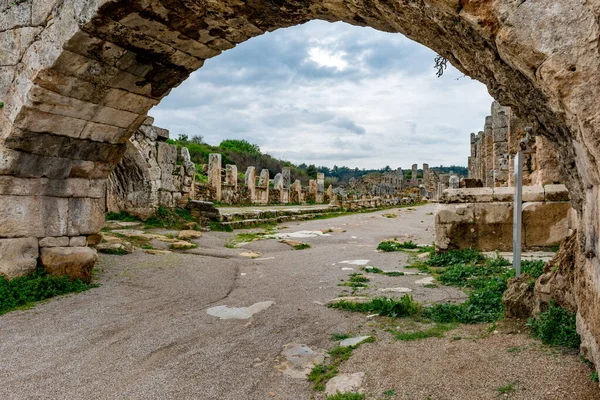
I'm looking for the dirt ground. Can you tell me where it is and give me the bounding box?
[0,204,598,399]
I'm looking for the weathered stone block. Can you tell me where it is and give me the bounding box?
[473,203,514,251]
[39,236,70,247]
[67,197,105,236]
[544,184,570,202]
[0,195,44,237]
[441,188,494,203]
[522,185,545,202]
[40,247,98,282]
[43,196,69,237]
[492,187,515,202]
[523,202,571,247]
[0,1,31,31]
[0,237,39,279]
[69,236,87,247]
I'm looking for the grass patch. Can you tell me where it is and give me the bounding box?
[591,371,599,383]
[329,295,421,318]
[326,393,365,400]
[527,301,580,349]
[390,323,455,341]
[363,266,404,277]
[496,382,519,395]
[144,206,200,230]
[294,243,311,250]
[98,247,129,256]
[209,221,233,232]
[377,240,433,253]
[0,267,97,315]
[105,211,140,222]
[330,333,351,341]
[428,248,485,267]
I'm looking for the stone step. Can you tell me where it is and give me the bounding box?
[215,211,345,230]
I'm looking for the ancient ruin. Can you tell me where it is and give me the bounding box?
[3,0,600,383]
[106,118,195,219]
[468,101,562,188]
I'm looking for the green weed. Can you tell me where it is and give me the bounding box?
[326,393,365,400]
[428,248,485,267]
[294,243,311,250]
[527,301,580,349]
[0,268,97,315]
[144,206,199,230]
[496,382,518,395]
[105,211,140,222]
[329,296,421,318]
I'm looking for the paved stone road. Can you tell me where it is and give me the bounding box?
[1,205,598,399]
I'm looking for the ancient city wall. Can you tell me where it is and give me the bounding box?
[436,185,574,251]
[468,102,562,188]
[106,118,195,219]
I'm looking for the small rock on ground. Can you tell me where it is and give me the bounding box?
[325,372,365,395]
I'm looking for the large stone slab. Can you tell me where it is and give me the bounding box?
[40,247,98,282]
[523,202,571,247]
[0,237,39,279]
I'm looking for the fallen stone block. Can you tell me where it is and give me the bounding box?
[40,247,98,282]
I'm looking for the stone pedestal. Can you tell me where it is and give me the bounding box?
[317,173,325,203]
[208,153,222,201]
[255,169,269,204]
[245,166,256,201]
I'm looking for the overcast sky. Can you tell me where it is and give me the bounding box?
[151,20,494,170]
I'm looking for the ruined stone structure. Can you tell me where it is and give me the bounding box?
[3,0,600,376]
[106,118,195,219]
[469,102,562,188]
[348,165,438,199]
[195,154,330,205]
[436,185,574,251]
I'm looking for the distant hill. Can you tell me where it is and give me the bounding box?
[169,135,466,186]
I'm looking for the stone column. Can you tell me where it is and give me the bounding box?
[411,164,418,187]
[273,173,284,203]
[245,166,256,201]
[225,164,238,190]
[327,185,333,203]
[492,101,509,187]
[484,116,494,187]
[257,169,269,204]
[291,179,302,203]
[423,163,430,189]
[308,179,317,203]
[449,175,460,189]
[282,167,291,204]
[208,153,222,201]
[316,173,325,203]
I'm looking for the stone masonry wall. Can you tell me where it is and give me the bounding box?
[106,117,195,219]
[469,102,562,187]
[436,185,574,252]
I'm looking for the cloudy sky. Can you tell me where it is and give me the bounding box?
[151,20,493,170]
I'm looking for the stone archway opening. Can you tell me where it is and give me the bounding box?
[2,0,600,372]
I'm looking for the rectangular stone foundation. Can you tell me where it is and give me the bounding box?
[435,185,574,251]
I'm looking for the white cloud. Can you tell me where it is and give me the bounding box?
[307,47,349,71]
[151,20,494,170]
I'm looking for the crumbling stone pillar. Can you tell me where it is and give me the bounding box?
[255,169,269,204]
[423,163,430,189]
[208,154,222,201]
[317,173,325,203]
[484,117,494,187]
[327,185,333,203]
[225,165,237,190]
[492,102,509,187]
[291,180,302,203]
[245,167,256,202]
[449,175,460,189]
[411,164,418,187]
[308,179,317,203]
[282,167,291,204]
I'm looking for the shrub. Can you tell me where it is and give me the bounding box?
[105,211,139,222]
[521,259,546,279]
[0,268,97,315]
[527,301,580,349]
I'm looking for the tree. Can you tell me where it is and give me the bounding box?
[219,139,261,155]
[190,135,204,144]
[306,164,317,179]
[177,133,189,143]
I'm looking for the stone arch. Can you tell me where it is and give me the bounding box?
[2,0,600,369]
